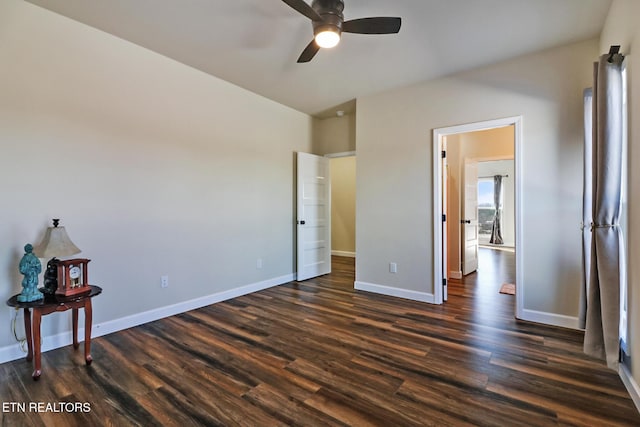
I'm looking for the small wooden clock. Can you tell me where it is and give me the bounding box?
[56,258,92,297]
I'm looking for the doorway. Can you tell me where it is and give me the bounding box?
[433,116,523,319]
[327,152,356,259]
[296,151,355,282]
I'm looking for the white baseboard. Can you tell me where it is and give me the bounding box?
[519,308,580,330]
[0,273,295,364]
[0,327,79,365]
[331,250,355,258]
[449,271,462,279]
[354,281,435,303]
[619,363,640,413]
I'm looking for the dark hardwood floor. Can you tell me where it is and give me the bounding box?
[449,246,517,326]
[1,254,639,426]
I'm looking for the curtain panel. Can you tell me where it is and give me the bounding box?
[579,88,593,330]
[490,175,504,244]
[583,53,625,370]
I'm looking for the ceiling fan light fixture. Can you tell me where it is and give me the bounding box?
[284,0,401,62]
[315,27,341,48]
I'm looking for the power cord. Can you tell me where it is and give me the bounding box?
[11,308,28,353]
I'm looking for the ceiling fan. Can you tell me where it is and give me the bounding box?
[281,0,401,63]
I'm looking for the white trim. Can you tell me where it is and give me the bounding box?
[0,328,74,365]
[0,273,294,364]
[619,364,640,413]
[325,151,356,158]
[449,271,462,279]
[354,281,435,303]
[433,134,444,304]
[332,250,355,258]
[514,118,524,320]
[433,116,524,321]
[520,308,580,330]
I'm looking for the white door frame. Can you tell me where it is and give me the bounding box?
[432,116,523,320]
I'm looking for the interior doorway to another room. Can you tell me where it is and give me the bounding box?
[433,117,522,319]
[296,152,355,282]
[328,153,356,260]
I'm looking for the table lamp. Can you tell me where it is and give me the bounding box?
[33,219,81,295]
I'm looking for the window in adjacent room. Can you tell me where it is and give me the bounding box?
[477,178,502,245]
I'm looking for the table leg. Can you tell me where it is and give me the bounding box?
[84,299,93,365]
[32,308,42,380]
[23,308,33,362]
[72,308,79,349]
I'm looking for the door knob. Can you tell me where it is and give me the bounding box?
[461,219,471,224]
[298,220,306,225]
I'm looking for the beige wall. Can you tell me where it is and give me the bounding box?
[356,38,597,324]
[0,0,312,354]
[312,114,356,155]
[330,157,356,255]
[446,127,514,277]
[600,0,640,397]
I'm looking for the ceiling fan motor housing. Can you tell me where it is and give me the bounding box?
[284,0,401,62]
[312,0,344,36]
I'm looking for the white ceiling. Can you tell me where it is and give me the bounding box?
[26,0,612,117]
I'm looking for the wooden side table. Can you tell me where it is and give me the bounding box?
[6,285,102,380]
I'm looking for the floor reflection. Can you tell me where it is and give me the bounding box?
[449,246,516,327]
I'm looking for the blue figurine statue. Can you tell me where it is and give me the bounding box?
[17,244,44,302]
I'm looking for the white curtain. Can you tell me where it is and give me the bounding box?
[579,88,592,330]
[582,52,625,369]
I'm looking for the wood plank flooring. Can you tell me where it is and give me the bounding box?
[1,254,639,426]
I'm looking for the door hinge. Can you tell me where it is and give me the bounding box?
[441,150,446,159]
[442,278,447,288]
[442,214,446,222]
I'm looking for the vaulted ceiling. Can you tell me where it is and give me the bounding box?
[26,0,612,117]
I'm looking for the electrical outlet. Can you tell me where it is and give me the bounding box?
[256,258,263,269]
[389,262,397,273]
[161,275,169,288]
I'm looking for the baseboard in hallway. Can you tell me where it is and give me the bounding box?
[331,250,355,258]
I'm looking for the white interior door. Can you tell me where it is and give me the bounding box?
[442,147,449,301]
[462,161,479,275]
[297,152,331,281]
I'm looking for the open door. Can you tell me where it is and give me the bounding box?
[462,161,479,275]
[442,144,448,301]
[297,152,331,281]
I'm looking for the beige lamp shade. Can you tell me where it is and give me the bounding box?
[33,219,81,259]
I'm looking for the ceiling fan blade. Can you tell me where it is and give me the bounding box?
[297,39,321,63]
[281,0,322,21]
[342,17,401,34]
